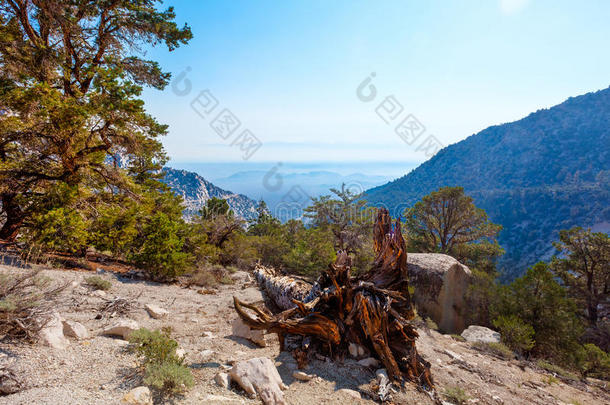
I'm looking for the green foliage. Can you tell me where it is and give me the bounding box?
[85,276,112,291]
[404,186,503,273]
[492,315,535,355]
[579,343,610,379]
[465,268,500,326]
[493,263,583,364]
[89,201,138,259]
[25,207,88,255]
[200,197,233,220]
[364,89,610,280]
[282,227,336,276]
[550,227,609,326]
[0,0,192,241]
[143,360,194,394]
[132,211,192,280]
[305,184,374,264]
[472,342,514,360]
[425,317,439,331]
[128,327,193,394]
[443,386,469,404]
[129,328,182,366]
[536,360,579,380]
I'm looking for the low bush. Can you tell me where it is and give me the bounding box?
[0,270,65,341]
[536,360,579,380]
[579,343,610,379]
[472,342,514,360]
[85,276,112,291]
[443,385,469,404]
[128,327,193,395]
[492,315,535,355]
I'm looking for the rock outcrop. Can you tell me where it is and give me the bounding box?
[407,253,472,334]
[461,325,501,343]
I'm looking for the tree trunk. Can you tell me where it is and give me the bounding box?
[0,194,24,242]
[234,208,433,390]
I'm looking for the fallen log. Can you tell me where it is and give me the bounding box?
[234,208,433,388]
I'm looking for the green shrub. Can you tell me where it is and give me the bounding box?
[132,212,192,280]
[25,207,89,254]
[143,360,194,393]
[493,315,535,355]
[579,343,610,379]
[536,360,579,380]
[443,386,469,404]
[425,317,439,331]
[449,334,466,342]
[472,342,514,360]
[85,276,112,291]
[128,328,193,395]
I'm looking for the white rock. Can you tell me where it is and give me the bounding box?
[443,349,463,361]
[92,289,106,298]
[103,319,140,340]
[175,348,186,359]
[39,313,70,350]
[229,357,287,404]
[232,317,266,347]
[62,320,89,340]
[145,304,168,319]
[336,388,361,399]
[214,372,231,388]
[199,349,215,361]
[292,371,314,381]
[357,357,380,368]
[461,325,501,344]
[376,368,389,384]
[348,342,366,358]
[121,386,153,404]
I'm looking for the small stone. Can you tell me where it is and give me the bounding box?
[91,289,107,298]
[145,304,168,319]
[214,372,231,388]
[357,357,379,368]
[292,371,314,381]
[232,317,266,347]
[348,342,365,358]
[62,320,89,340]
[443,349,463,361]
[376,368,389,384]
[175,348,186,359]
[199,349,214,361]
[39,312,70,350]
[121,386,152,404]
[336,388,361,399]
[103,319,140,340]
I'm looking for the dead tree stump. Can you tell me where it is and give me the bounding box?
[234,208,433,388]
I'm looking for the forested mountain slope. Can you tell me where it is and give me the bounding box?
[366,87,610,279]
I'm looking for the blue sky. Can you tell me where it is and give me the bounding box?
[142,0,610,168]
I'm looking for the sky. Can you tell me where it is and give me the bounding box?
[141,0,610,172]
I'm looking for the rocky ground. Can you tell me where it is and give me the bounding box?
[0,264,608,405]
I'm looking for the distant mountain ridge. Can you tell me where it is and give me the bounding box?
[161,167,258,221]
[365,87,610,280]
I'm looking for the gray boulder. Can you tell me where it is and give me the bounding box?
[408,253,472,333]
[460,325,501,343]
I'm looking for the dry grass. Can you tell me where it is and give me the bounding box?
[0,269,66,341]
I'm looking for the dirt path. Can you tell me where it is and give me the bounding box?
[0,265,607,404]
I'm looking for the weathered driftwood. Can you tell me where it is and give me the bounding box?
[234,208,433,388]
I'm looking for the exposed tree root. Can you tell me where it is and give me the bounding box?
[234,208,433,389]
